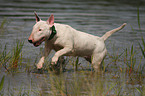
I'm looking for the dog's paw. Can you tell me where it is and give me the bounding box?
[51,62,57,65]
[36,63,43,69]
[51,57,58,65]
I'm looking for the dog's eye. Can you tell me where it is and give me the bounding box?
[39,29,42,31]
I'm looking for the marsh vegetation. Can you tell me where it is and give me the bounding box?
[0,17,145,95]
[0,0,145,95]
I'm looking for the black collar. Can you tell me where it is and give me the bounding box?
[48,25,57,40]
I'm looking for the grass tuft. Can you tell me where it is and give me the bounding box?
[124,44,137,74]
[0,40,24,72]
[0,8,145,96]
[11,41,24,69]
[0,18,8,33]
[137,7,141,31]
[0,19,7,29]
[0,76,5,91]
[138,37,145,59]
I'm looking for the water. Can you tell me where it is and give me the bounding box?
[0,0,145,95]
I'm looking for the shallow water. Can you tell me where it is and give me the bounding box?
[0,0,145,95]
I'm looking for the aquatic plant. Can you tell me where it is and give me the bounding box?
[108,44,123,65]
[137,7,141,31]
[0,44,11,72]
[0,7,145,96]
[0,76,5,91]
[0,19,7,29]
[137,7,145,76]
[0,18,8,33]
[139,37,145,59]
[10,41,24,69]
[0,41,24,72]
[125,45,136,74]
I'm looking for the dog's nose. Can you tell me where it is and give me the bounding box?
[28,39,33,43]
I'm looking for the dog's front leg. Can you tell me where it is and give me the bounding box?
[37,45,52,69]
[37,56,45,69]
[51,47,72,64]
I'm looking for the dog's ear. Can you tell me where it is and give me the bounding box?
[34,11,41,22]
[47,14,54,27]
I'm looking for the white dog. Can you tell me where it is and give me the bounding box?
[28,12,126,72]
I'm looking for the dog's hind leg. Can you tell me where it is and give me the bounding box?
[91,50,107,73]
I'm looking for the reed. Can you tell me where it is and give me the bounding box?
[0,76,5,92]
[74,57,79,71]
[0,18,8,33]
[137,7,141,31]
[137,7,145,59]
[124,45,136,74]
[0,40,144,95]
[138,37,145,59]
[0,40,24,72]
[108,44,123,65]
[137,7,145,76]
[0,8,145,96]
[10,41,24,69]
[0,19,7,29]
[0,44,11,72]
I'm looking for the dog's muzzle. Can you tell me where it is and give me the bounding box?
[28,37,45,47]
[28,39,33,43]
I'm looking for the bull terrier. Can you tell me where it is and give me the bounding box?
[28,12,126,72]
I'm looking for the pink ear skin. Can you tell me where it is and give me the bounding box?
[34,11,41,22]
[47,14,54,27]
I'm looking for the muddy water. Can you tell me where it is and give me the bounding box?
[0,0,145,95]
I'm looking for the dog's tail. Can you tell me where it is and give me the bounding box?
[101,23,127,41]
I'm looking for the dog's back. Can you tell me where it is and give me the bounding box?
[28,12,126,72]
[53,23,105,57]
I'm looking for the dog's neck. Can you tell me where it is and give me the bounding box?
[48,25,57,40]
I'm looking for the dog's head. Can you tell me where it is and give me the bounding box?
[28,12,54,47]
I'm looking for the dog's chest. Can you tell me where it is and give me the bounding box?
[52,44,64,51]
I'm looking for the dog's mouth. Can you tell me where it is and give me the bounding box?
[33,37,45,47]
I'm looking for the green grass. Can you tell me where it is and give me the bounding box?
[0,44,11,72]
[11,41,24,69]
[0,19,7,29]
[124,44,136,74]
[0,18,8,34]
[139,37,145,59]
[0,36,144,95]
[0,8,145,96]
[0,76,5,92]
[0,40,144,95]
[0,41,24,73]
